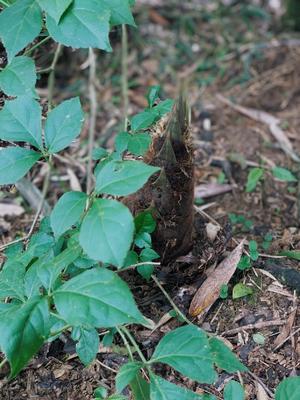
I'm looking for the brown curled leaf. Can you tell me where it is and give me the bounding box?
[189,240,245,317]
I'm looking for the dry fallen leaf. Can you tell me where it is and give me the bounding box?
[189,240,245,317]
[273,308,297,348]
[0,203,25,217]
[255,381,270,400]
[67,168,82,192]
[194,183,234,199]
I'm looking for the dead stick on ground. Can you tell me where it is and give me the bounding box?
[222,319,285,336]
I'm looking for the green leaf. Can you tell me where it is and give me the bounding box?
[137,264,154,281]
[76,327,99,366]
[223,380,245,400]
[123,250,139,268]
[272,167,297,182]
[252,333,265,345]
[102,0,135,26]
[131,110,157,132]
[232,283,253,299]
[0,296,50,378]
[279,250,300,260]
[53,267,146,327]
[275,377,300,400]
[249,240,259,261]
[0,97,42,148]
[92,147,109,161]
[147,86,160,108]
[237,255,251,271]
[94,387,108,399]
[209,338,247,373]
[96,160,159,196]
[0,302,20,318]
[115,131,130,153]
[219,284,228,299]
[37,0,73,23]
[116,362,143,393]
[153,99,174,116]
[79,199,134,267]
[45,97,84,153]
[246,168,264,192]
[128,133,152,156]
[46,0,112,51]
[20,232,54,265]
[0,262,25,301]
[0,56,36,97]
[37,245,82,291]
[130,373,151,400]
[135,211,156,234]
[150,325,216,384]
[135,232,152,249]
[138,248,159,279]
[140,248,159,262]
[150,375,210,400]
[0,0,42,61]
[24,258,47,298]
[0,147,41,185]
[50,191,87,237]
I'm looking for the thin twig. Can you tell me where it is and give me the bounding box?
[248,371,274,398]
[47,43,62,110]
[86,48,97,195]
[95,359,118,374]
[222,319,285,336]
[24,36,51,56]
[151,274,192,325]
[119,261,160,273]
[122,24,129,130]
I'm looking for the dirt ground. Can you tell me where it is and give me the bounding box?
[0,1,300,399]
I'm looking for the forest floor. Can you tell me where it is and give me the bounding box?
[0,1,300,399]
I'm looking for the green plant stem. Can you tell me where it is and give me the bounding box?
[49,324,71,337]
[116,326,134,361]
[121,24,129,131]
[120,326,147,364]
[151,274,192,325]
[0,0,9,7]
[25,157,52,244]
[0,358,7,369]
[47,43,62,110]
[24,36,51,56]
[86,48,97,195]
[118,261,160,273]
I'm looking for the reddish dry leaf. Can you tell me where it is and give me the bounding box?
[149,9,169,26]
[189,240,245,317]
